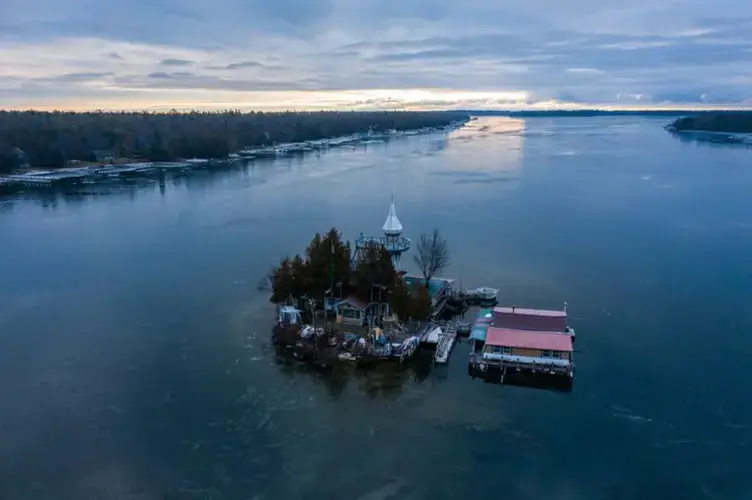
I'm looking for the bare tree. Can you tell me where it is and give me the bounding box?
[413,228,449,285]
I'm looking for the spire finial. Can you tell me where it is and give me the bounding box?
[382,189,403,236]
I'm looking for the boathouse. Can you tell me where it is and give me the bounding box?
[332,297,368,326]
[482,327,573,368]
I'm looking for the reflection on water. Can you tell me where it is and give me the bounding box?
[2,117,752,499]
[428,117,525,186]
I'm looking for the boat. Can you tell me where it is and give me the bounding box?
[463,287,498,301]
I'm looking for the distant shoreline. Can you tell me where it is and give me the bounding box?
[0,110,469,174]
[0,121,464,192]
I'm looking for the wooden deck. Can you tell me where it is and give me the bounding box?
[468,352,574,378]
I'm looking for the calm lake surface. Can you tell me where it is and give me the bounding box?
[1,116,751,500]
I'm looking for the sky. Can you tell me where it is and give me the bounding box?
[1,1,752,111]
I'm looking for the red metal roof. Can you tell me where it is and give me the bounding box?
[485,327,573,352]
[493,306,568,332]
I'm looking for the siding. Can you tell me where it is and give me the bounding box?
[512,347,541,357]
[489,346,570,359]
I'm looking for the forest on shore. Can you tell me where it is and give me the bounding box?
[669,112,752,134]
[0,110,469,172]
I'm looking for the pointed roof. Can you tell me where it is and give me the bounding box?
[382,192,403,235]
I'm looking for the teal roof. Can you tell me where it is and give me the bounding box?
[476,308,494,319]
[403,275,452,298]
[470,324,489,342]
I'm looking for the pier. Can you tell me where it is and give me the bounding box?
[434,320,458,364]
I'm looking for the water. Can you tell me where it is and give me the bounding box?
[1,116,751,499]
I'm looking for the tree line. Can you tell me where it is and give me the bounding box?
[266,227,450,321]
[0,110,469,172]
[670,112,752,134]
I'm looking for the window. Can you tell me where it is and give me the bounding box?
[552,351,562,359]
[541,350,553,358]
[502,347,512,355]
[342,308,360,319]
[492,346,502,354]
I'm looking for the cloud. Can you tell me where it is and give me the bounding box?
[224,61,264,70]
[159,58,194,66]
[0,1,751,109]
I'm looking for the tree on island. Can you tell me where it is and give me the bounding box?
[413,228,450,287]
[353,242,398,299]
[269,228,351,303]
[268,227,433,321]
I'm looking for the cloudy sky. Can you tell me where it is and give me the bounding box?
[1,0,752,110]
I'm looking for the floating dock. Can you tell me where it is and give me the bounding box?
[468,305,576,385]
[434,320,458,364]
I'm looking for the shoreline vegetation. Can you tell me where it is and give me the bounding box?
[668,111,752,133]
[0,110,469,173]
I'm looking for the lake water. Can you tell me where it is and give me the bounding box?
[1,116,751,500]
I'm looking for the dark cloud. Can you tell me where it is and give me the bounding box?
[116,72,320,91]
[54,72,114,81]
[159,58,195,66]
[2,1,752,107]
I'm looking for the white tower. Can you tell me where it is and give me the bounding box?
[381,191,411,269]
[352,191,411,269]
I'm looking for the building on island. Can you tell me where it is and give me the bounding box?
[352,193,411,269]
[331,296,369,327]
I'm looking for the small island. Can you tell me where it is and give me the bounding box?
[262,197,477,368]
[262,199,575,389]
[265,222,458,367]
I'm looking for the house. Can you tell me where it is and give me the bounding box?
[482,327,574,369]
[277,305,302,326]
[493,306,569,333]
[93,149,116,163]
[332,296,368,326]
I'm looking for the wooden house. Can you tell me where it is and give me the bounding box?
[332,296,368,326]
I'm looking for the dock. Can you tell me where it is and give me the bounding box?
[434,320,458,364]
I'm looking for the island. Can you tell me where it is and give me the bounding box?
[666,111,752,145]
[0,110,469,172]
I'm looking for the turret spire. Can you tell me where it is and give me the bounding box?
[382,190,403,235]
